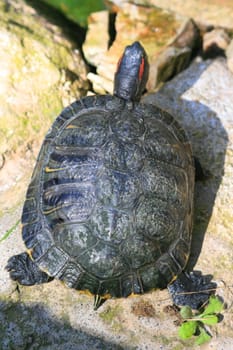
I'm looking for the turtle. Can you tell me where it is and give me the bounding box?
[6,41,213,310]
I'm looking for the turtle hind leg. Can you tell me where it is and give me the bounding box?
[6,252,52,286]
[168,271,217,310]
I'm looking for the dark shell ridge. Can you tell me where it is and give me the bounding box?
[22,95,194,297]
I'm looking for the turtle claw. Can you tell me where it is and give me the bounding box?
[6,253,29,284]
[94,294,107,310]
[6,252,51,286]
[168,271,217,310]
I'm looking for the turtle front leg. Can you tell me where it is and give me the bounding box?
[6,252,52,286]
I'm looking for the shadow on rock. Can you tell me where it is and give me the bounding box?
[17,0,86,47]
[144,58,228,269]
[0,300,127,350]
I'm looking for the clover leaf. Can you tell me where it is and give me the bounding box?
[178,295,223,345]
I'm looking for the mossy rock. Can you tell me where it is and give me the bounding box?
[0,0,89,156]
[0,0,89,213]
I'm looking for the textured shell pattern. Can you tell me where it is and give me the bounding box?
[22,95,195,298]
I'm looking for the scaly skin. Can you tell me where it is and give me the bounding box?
[6,252,52,285]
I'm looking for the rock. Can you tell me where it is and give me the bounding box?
[82,11,109,67]
[203,29,231,57]
[1,55,233,349]
[0,296,127,349]
[144,57,233,279]
[116,0,233,29]
[144,57,233,344]
[0,208,25,294]
[83,2,200,93]
[0,0,89,215]
[1,3,233,349]
[226,39,233,73]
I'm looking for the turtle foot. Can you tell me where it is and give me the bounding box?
[6,252,52,286]
[93,294,107,310]
[168,271,217,310]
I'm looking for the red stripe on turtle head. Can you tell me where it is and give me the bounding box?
[138,57,145,81]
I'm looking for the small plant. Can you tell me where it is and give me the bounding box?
[0,219,20,243]
[178,295,224,345]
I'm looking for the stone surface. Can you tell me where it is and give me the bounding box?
[144,60,233,346]
[83,3,200,93]
[82,10,109,67]
[111,0,233,29]
[0,0,89,215]
[226,39,233,73]
[203,29,231,58]
[1,1,233,349]
[1,58,233,349]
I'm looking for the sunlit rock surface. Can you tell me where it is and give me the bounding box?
[111,0,233,29]
[0,0,89,213]
[144,57,233,287]
[83,2,200,93]
[0,1,233,350]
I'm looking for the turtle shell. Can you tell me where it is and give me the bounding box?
[22,94,194,298]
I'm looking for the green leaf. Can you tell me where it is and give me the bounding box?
[200,315,218,325]
[201,295,224,316]
[180,305,193,319]
[41,0,106,27]
[195,326,211,345]
[178,321,197,339]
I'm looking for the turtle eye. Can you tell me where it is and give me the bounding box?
[138,57,145,81]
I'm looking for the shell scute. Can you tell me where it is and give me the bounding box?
[21,95,194,297]
[96,169,141,209]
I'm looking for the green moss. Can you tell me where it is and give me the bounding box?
[214,255,233,270]
[155,335,172,346]
[153,332,196,349]
[147,7,180,45]
[118,5,182,56]
[0,0,88,158]
[221,211,233,230]
[171,343,192,350]
[0,65,62,154]
[38,88,63,121]
[99,304,122,323]
[99,304,124,332]
[52,45,71,68]
[0,6,48,48]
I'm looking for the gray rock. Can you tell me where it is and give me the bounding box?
[144,57,233,274]
[144,59,233,346]
[121,0,233,29]
[1,2,233,348]
[0,300,126,350]
[0,0,88,157]
[0,0,89,219]
[203,29,231,57]
[83,3,200,93]
[1,58,233,349]
[226,39,233,74]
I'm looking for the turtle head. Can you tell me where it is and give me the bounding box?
[113,41,149,102]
